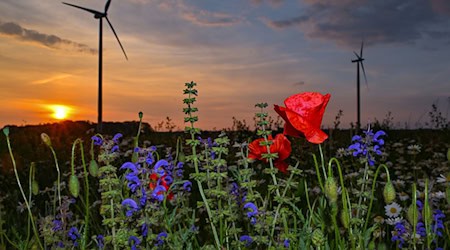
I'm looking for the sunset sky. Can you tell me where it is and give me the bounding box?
[0,0,449,130]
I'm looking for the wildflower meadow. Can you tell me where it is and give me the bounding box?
[1,81,449,249]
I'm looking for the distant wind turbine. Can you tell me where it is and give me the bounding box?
[63,0,128,132]
[351,41,368,132]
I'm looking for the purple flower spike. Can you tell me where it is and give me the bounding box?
[155,232,168,247]
[183,181,192,192]
[120,162,139,172]
[112,133,123,143]
[152,185,167,202]
[244,202,258,217]
[128,235,141,250]
[154,159,169,176]
[122,198,139,217]
[240,235,253,247]
[91,136,103,146]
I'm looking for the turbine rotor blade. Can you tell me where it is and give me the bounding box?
[353,51,361,60]
[360,61,369,89]
[360,40,364,57]
[105,17,128,60]
[62,2,103,16]
[105,0,112,13]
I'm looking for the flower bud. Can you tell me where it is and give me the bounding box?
[40,133,52,147]
[340,211,350,229]
[406,204,418,226]
[2,127,9,136]
[383,181,396,204]
[422,201,432,224]
[178,151,186,163]
[447,148,450,162]
[368,241,376,250]
[139,111,143,119]
[69,175,80,198]
[325,177,338,203]
[32,180,39,196]
[312,228,325,247]
[89,159,99,177]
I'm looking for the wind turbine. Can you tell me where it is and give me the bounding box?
[351,41,368,132]
[63,0,128,132]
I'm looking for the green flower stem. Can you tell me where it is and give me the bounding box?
[72,139,90,250]
[270,162,300,240]
[312,154,325,192]
[26,164,33,247]
[412,183,417,249]
[318,144,328,180]
[48,145,63,220]
[424,178,432,249]
[4,132,44,250]
[356,161,370,219]
[184,82,220,248]
[363,164,390,232]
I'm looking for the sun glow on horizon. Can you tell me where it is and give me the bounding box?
[48,105,71,120]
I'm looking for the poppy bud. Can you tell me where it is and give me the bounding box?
[368,241,376,250]
[406,204,418,226]
[178,151,186,163]
[325,177,338,203]
[89,159,99,177]
[69,175,80,198]
[312,228,325,247]
[32,180,39,196]
[2,127,9,136]
[131,152,139,163]
[340,211,350,229]
[383,181,396,204]
[41,133,52,147]
[139,111,143,119]
[422,201,432,224]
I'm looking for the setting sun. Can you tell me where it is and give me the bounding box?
[48,105,71,120]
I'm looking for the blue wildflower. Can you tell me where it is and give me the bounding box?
[433,209,445,237]
[391,221,407,248]
[68,227,80,247]
[154,159,169,176]
[96,235,104,249]
[122,198,139,217]
[112,133,123,143]
[91,135,103,146]
[111,145,119,153]
[56,241,64,248]
[183,181,192,192]
[120,162,139,173]
[416,222,426,237]
[348,128,386,166]
[52,219,62,232]
[240,235,253,247]
[128,235,141,250]
[141,223,148,237]
[140,188,147,207]
[152,185,167,202]
[244,202,258,217]
[155,232,168,247]
[283,238,290,248]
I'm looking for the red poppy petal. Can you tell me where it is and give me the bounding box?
[272,134,291,160]
[274,161,289,174]
[274,105,302,137]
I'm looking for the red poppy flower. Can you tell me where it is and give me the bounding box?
[274,92,330,144]
[248,134,291,174]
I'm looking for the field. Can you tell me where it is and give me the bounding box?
[0,84,449,249]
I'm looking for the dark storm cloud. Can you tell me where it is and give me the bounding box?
[264,0,450,47]
[0,21,97,54]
